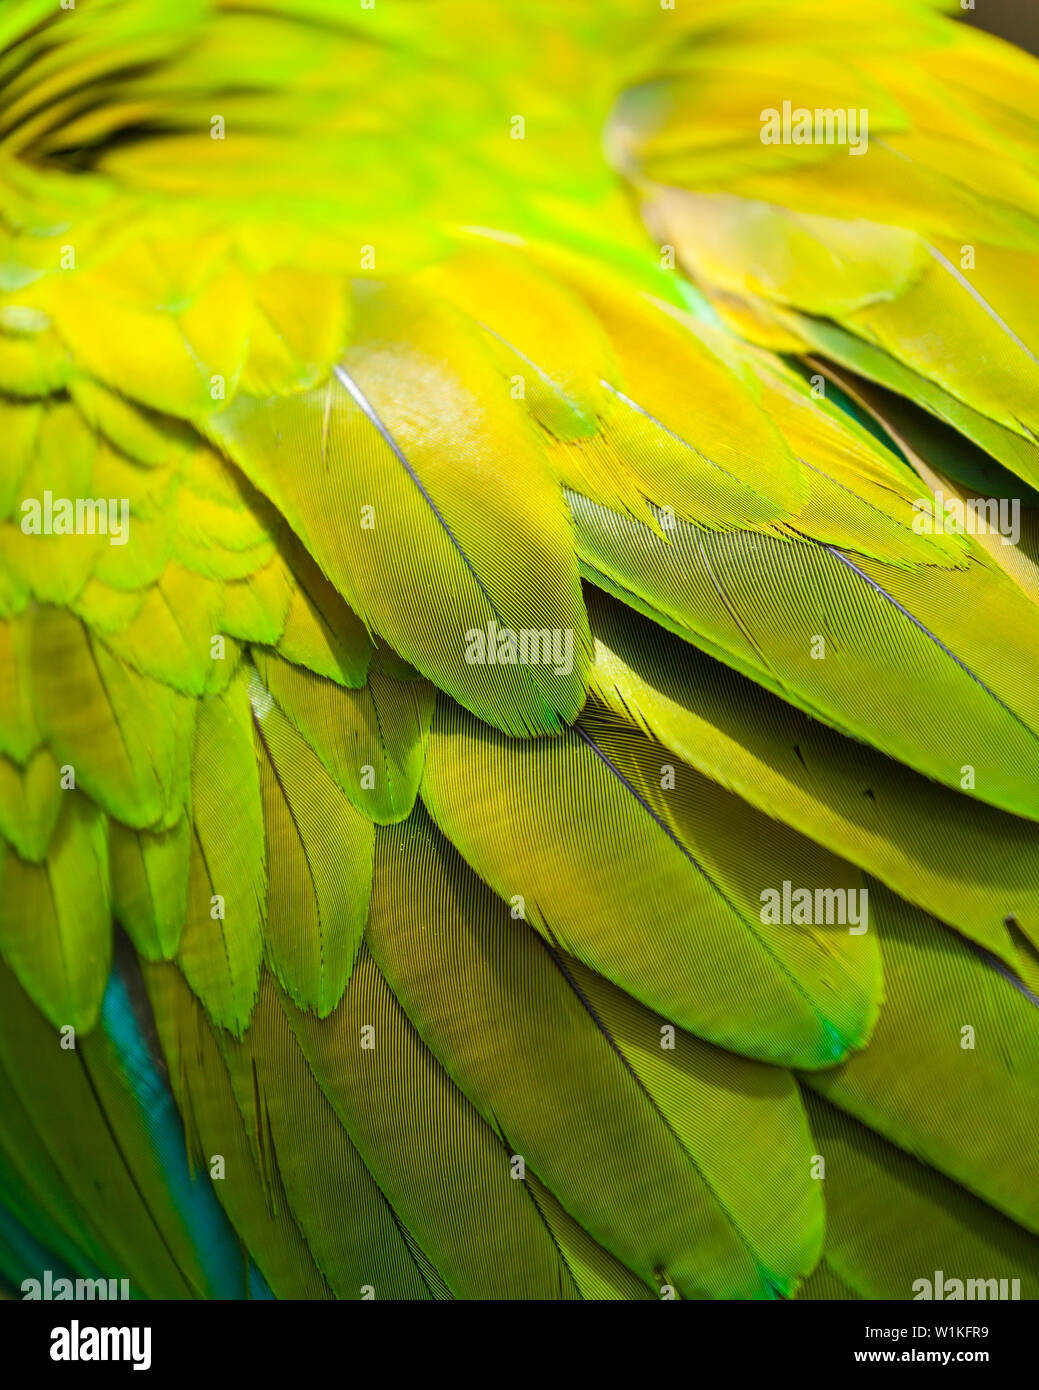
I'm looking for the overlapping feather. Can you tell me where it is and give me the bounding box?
[0,0,1036,1304]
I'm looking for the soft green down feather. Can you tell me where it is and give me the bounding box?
[0,0,1036,1302]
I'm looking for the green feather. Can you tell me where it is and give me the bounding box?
[0,951,210,1298]
[284,944,591,1299]
[253,680,374,1017]
[803,1090,1039,1298]
[29,606,193,830]
[101,564,226,696]
[221,565,292,648]
[266,531,373,687]
[587,585,1038,961]
[143,957,329,1299]
[213,970,450,1300]
[0,793,110,1032]
[572,490,1039,820]
[369,803,822,1298]
[784,311,1039,486]
[175,666,265,1036]
[211,282,591,736]
[805,881,1039,1234]
[422,696,880,1068]
[254,650,433,825]
[109,812,190,962]
[0,616,39,762]
[0,745,61,863]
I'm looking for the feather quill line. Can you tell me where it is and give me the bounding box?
[573,722,841,1045]
[925,244,1038,367]
[332,363,504,624]
[824,545,1036,735]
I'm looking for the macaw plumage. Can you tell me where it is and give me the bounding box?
[0,0,1037,1301]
